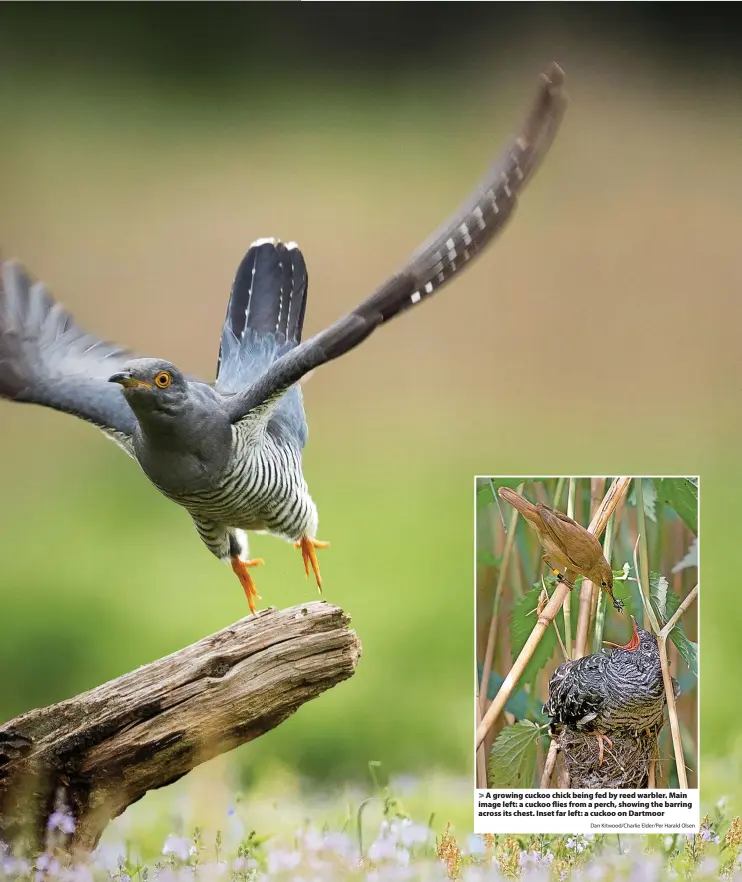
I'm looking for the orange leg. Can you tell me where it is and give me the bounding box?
[594,732,614,767]
[294,536,330,591]
[231,556,265,615]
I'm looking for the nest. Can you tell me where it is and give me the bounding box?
[555,727,657,789]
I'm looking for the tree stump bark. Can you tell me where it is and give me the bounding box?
[0,601,361,853]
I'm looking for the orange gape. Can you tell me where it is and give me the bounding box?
[498,487,623,611]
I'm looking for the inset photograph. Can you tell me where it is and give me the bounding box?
[475,476,698,790]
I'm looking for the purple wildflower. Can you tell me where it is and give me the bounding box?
[266,847,301,874]
[47,811,76,836]
[35,852,61,874]
[161,835,192,861]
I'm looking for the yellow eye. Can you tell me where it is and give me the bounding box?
[155,371,172,389]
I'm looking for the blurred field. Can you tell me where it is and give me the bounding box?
[1,43,742,818]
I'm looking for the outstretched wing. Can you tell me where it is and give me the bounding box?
[0,261,139,449]
[543,654,607,728]
[223,62,567,425]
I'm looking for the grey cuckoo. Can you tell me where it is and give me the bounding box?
[0,64,566,613]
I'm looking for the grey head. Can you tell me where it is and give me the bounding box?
[108,358,189,418]
[108,357,232,492]
[603,616,656,659]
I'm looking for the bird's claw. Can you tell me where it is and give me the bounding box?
[595,732,613,767]
[555,571,575,590]
[231,556,264,616]
[294,536,330,591]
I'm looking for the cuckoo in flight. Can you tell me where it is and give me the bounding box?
[0,65,566,613]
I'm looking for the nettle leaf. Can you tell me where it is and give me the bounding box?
[675,638,699,679]
[629,478,658,522]
[654,575,669,621]
[656,477,698,535]
[487,720,541,788]
[671,537,698,574]
[650,572,698,679]
[642,478,658,523]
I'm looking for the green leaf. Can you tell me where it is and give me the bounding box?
[656,477,698,535]
[650,572,698,678]
[487,720,541,787]
[674,638,699,679]
[671,537,698,574]
[629,478,658,522]
[475,480,498,509]
[642,479,658,523]
[477,664,548,723]
[477,550,502,567]
[654,574,669,621]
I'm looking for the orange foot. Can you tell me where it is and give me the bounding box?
[594,731,614,768]
[294,536,330,591]
[231,556,265,615]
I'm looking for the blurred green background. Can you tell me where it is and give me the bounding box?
[0,5,740,821]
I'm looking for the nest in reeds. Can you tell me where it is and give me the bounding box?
[555,728,656,789]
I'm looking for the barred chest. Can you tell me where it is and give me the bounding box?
[158,427,317,540]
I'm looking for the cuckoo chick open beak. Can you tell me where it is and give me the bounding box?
[603,615,640,652]
[108,371,153,390]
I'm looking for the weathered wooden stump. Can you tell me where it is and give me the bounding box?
[0,601,361,853]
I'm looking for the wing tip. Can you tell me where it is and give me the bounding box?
[537,61,569,120]
[2,258,22,280]
[541,61,566,90]
[248,237,302,252]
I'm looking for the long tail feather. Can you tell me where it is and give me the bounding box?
[216,239,308,390]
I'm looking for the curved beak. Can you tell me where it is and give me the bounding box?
[603,615,640,652]
[108,371,152,390]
